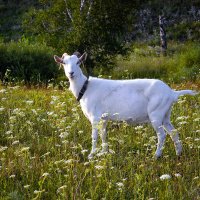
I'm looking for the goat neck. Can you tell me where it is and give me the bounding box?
[69,73,88,99]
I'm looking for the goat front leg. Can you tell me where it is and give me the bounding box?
[88,122,99,159]
[100,120,108,153]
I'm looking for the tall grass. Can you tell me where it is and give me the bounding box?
[0,84,199,199]
[112,42,200,82]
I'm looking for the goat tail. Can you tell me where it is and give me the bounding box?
[173,90,198,101]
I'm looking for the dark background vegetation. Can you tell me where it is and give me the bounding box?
[0,0,200,85]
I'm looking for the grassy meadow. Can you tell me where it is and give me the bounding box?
[0,82,199,200]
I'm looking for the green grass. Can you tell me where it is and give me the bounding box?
[0,84,199,200]
[112,42,200,82]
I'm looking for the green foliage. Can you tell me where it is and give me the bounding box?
[0,85,199,199]
[22,0,135,68]
[0,38,59,85]
[112,42,200,82]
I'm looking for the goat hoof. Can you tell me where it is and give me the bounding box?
[154,153,162,160]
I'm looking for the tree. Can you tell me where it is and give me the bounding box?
[23,0,136,70]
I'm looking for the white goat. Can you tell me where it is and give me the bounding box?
[54,52,197,159]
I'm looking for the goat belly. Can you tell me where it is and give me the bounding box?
[101,89,149,123]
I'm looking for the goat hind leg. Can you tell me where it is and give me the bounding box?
[163,119,182,156]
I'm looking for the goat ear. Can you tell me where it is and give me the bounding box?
[54,55,64,64]
[77,52,87,64]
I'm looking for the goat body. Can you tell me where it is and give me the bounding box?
[54,53,197,159]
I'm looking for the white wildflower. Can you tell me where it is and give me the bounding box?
[0,146,8,152]
[102,113,109,119]
[84,162,90,166]
[34,189,45,194]
[57,185,67,193]
[26,100,34,105]
[47,111,54,116]
[135,125,144,131]
[193,176,199,180]
[31,109,37,114]
[24,185,30,189]
[12,140,20,145]
[41,152,50,158]
[9,174,16,178]
[95,165,104,170]
[160,174,171,180]
[21,147,30,152]
[194,118,200,122]
[51,96,59,101]
[116,182,124,187]
[42,172,50,177]
[0,107,5,112]
[174,173,182,178]
[81,149,88,154]
[59,132,69,139]
[178,121,187,125]
[64,159,75,164]
[0,89,6,93]
[5,130,12,135]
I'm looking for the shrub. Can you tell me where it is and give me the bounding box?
[0,38,59,85]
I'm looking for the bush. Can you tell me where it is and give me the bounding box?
[0,38,59,85]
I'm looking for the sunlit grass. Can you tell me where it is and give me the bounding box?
[0,84,199,199]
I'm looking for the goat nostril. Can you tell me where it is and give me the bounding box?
[69,72,74,76]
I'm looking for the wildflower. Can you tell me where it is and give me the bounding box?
[9,174,16,178]
[81,149,88,154]
[42,172,50,177]
[0,89,6,93]
[41,152,50,158]
[21,147,30,152]
[51,96,59,101]
[194,118,200,122]
[26,100,34,105]
[12,140,20,145]
[24,185,30,189]
[193,176,199,180]
[84,162,90,166]
[64,159,75,164]
[78,130,84,134]
[176,116,188,121]
[54,160,65,165]
[0,146,8,152]
[102,113,109,119]
[109,149,115,154]
[0,107,5,112]
[160,174,171,180]
[95,165,104,170]
[135,125,144,131]
[116,182,124,187]
[5,130,12,135]
[174,173,182,178]
[31,109,37,114]
[34,189,45,194]
[57,185,67,194]
[178,121,187,125]
[47,111,54,116]
[59,132,69,139]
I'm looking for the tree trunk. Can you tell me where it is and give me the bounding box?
[159,15,167,55]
